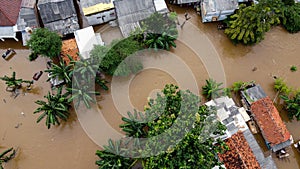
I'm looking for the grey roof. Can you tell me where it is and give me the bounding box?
[243,129,278,169]
[21,0,36,8]
[80,0,111,8]
[272,139,293,152]
[202,0,238,14]
[37,0,79,35]
[17,7,39,30]
[114,0,156,37]
[173,0,200,4]
[242,85,267,105]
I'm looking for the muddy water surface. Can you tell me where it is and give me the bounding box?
[1,7,300,169]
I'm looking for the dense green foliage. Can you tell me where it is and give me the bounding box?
[45,61,73,86]
[27,28,62,59]
[202,79,223,100]
[282,3,300,33]
[281,93,300,120]
[274,78,292,95]
[97,84,227,169]
[290,65,298,72]
[231,81,255,93]
[91,38,143,76]
[0,72,32,91]
[33,87,71,129]
[0,148,16,169]
[225,1,283,45]
[140,12,178,50]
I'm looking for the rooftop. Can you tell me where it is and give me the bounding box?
[251,97,291,147]
[218,131,261,169]
[0,0,22,26]
[81,0,114,15]
[202,0,238,14]
[61,38,80,65]
[242,85,267,105]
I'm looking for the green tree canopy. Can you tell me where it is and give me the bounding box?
[282,3,300,33]
[27,28,62,59]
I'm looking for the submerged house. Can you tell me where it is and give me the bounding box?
[200,0,238,23]
[242,85,293,152]
[80,0,116,26]
[0,0,22,41]
[37,0,80,36]
[17,0,40,45]
[114,0,168,37]
[206,96,277,169]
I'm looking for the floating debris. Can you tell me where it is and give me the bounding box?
[252,67,257,72]
[15,123,22,129]
[3,99,6,103]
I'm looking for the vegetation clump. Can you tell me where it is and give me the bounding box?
[0,148,16,169]
[290,65,298,72]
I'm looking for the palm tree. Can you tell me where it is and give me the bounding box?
[119,111,148,138]
[202,79,223,100]
[0,148,16,169]
[145,32,177,51]
[67,79,99,109]
[71,56,98,81]
[45,60,73,86]
[34,87,71,129]
[96,139,135,169]
[0,72,32,92]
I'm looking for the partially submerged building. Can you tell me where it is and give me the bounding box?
[37,0,80,36]
[200,0,238,23]
[114,0,168,37]
[206,96,277,169]
[74,26,105,59]
[0,0,22,41]
[80,0,116,26]
[242,85,293,152]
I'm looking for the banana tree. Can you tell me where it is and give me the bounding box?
[120,110,148,138]
[280,93,300,120]
[0,72,32,92]
[145,32,177,51]
[67,79,100,109]
[202,79,223,100]
[96,139,135,169]
[45,60,73,86]
[0,148,16,169]
[34,87,71,129]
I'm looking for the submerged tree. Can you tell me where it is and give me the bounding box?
[280,93,300,120]
[27,28,62,59]
[282,3,300,33]
[0,148,16,169]
[0,72,32,92]
[202,79,223,100]
[45,60,73,86]
[34,87,71,129]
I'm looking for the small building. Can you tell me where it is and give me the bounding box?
[37,0,80,36]
[80,0,116,26]
[169,0,200,5]
[218,131,262,169]
[241,84,267,109]
[114,0,168,37]
[74,26,105,59]
[200,0,238,23]
[206,96,278,169]
[0,0,22,41]
[251,97,293,152]
[17,0,40,46]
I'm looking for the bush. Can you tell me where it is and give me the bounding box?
[27,28,62,59]
[282,4,300,33]
[291,65,298,72]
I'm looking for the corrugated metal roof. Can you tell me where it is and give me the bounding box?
[81,0,111,8]
[17,7,39,30]
[21,0,36,8]
[83,3,114,15]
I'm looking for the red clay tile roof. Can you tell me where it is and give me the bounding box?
[0,0,22,26]
[218,131,261,169]
[251,97,291,147]
[61,39,80,65]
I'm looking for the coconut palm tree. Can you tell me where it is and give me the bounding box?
[45,60,73,86]
[202,79,223,100]
[0,148,16,169]
[34,87,71,129]
[67,79,100,109]
[0,72,32,92]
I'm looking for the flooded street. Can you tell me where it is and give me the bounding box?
[1,6,300,169]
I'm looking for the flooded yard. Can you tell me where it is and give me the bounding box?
[1,7,300,169]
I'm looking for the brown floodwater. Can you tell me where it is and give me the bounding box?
[1,6,300,169]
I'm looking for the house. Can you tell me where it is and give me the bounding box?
[251,97,293,152]
[74,26,105,59]
[80,0,116,26]
[0,0,22,41]
[218,131,261,169]
[17,0,40,45]
[114,0,168,37]
[206,96,277,169]
[37,0,80,36]
[241,84,267,109]
[200,0,238,23]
